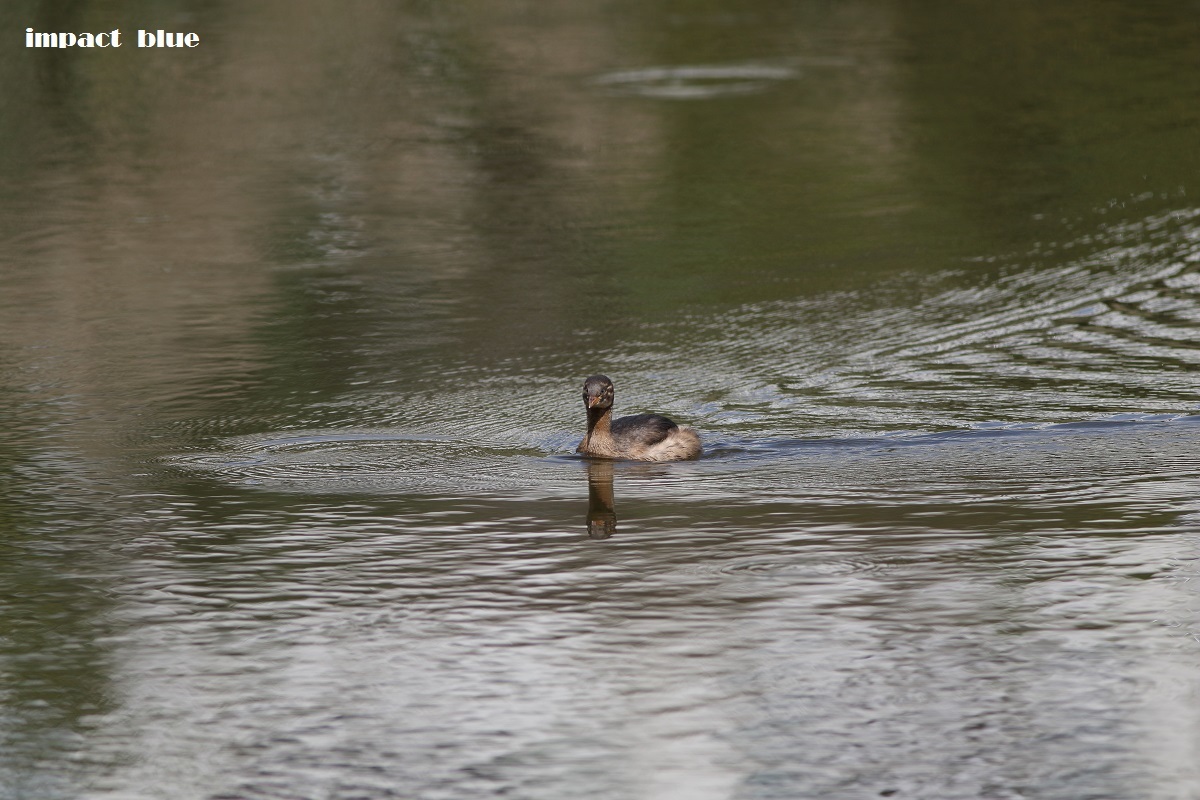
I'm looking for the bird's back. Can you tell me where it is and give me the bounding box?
[610,413,677,449]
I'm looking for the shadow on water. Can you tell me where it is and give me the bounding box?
[585,459,617,539]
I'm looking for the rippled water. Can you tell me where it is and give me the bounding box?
[5,2,1200,799]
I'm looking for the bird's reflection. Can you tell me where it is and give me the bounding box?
[585,459,617,539]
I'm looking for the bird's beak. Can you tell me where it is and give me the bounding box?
[587,395,600,408]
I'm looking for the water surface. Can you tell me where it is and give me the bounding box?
[4,2,1200,798]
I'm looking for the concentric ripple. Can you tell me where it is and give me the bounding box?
[590,63,797,99]
[167,429,584,496]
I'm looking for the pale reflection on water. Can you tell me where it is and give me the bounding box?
[4,0,1200,798]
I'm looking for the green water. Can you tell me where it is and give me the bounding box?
[4,2,1200,798]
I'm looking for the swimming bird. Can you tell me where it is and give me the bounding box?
[576,374,701,461]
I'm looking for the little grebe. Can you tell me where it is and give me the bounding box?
[576,374,701,461]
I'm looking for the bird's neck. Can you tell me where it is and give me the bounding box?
[586,407,612,443]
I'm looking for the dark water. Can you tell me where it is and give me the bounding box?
[4,2,1200,798]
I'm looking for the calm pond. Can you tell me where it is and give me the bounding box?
[4,2,1200,798]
